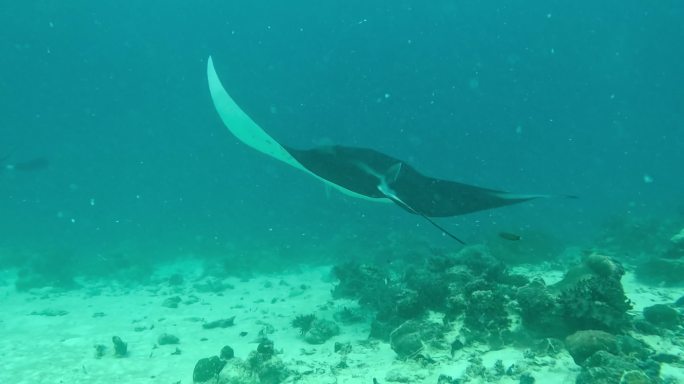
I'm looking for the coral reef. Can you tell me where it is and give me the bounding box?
[636,227,684,285]
[93,344,106,358]
[516,278,567,337]
[302,319,340,345]
[594,216,675,260]
[636,257,684,285]
[168,273,184,286]
[676,295,684,307]
[516,254,632,337]
[14,249,80,291]
[245,339,290,384]
[193,340,290,384]
[332,306,366,324]
[462,287,512,347]
[112,336,127,357]
[30,309,69,316]
[290,314,339,344]
[291,314,316,335]
[332,263,396,314]
[158,333,179,345]
[643,304,681,330]
[564,330,659,383]
[220,345,234,360]
[574,351,660,384]
[334,245,533,349]
[162,296,182,308]
[329,240,676,383]
[565,330,618,365]
[557,275,632,333]
[388,319,446,359]
[202,316,235,329]
[663,227,684,259]
[193,356,226,383]
[194,277,234,293]
[213,358,255,384]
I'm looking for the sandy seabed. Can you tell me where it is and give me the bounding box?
[0,260,682,384]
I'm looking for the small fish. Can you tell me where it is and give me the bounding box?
[12,157,49,172]
[498,232,522,241]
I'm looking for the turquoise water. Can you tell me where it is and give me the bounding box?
[1,1,683,280]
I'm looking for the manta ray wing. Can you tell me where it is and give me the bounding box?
[284,145,546,217]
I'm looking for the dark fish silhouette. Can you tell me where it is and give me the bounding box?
[207,57,553,243]
[1,154,49,172]
[11,157,49,172]
[498,232,522,241]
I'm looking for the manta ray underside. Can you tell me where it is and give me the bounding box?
[207,57,550,243]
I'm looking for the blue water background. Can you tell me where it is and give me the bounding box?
[1,1,682,264]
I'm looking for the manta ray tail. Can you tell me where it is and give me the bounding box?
[418,214,467,245]
[369,163,466,244]
[384,193,466,245]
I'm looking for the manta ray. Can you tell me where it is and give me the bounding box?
[0,151,49,172]
[207,57,551,243]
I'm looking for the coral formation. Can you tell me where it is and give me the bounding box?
[220,345,234,360]
[193,340,290,384]
[594,216,674,260]
[193,356,226,383]
[516,254,632,337]
[332,263,395,314]
[676,295,684,307]
[574,351,660,384]
[557,275,632,333]
[202,316,235,329]
[516,278,567,337]
[334,245,534,349]
[564,331,659,382]
[663,227,684,259]
[565,330,618,365]
[162,296,182,308]
[93,344,106,358]
[636,257,684,285]
[388,319,445,359]
[636,227,684,285]
[332,306,366,324]
[158,333,179,345]
[302,319,340,344]
[329,239,677,382]
[245,339,290,384]
[290,314,316,335]
[291,315,341,344]
[643,304,681,329]
[168,273,184,286]
[112,336,127,357]
[462,288,512,347]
